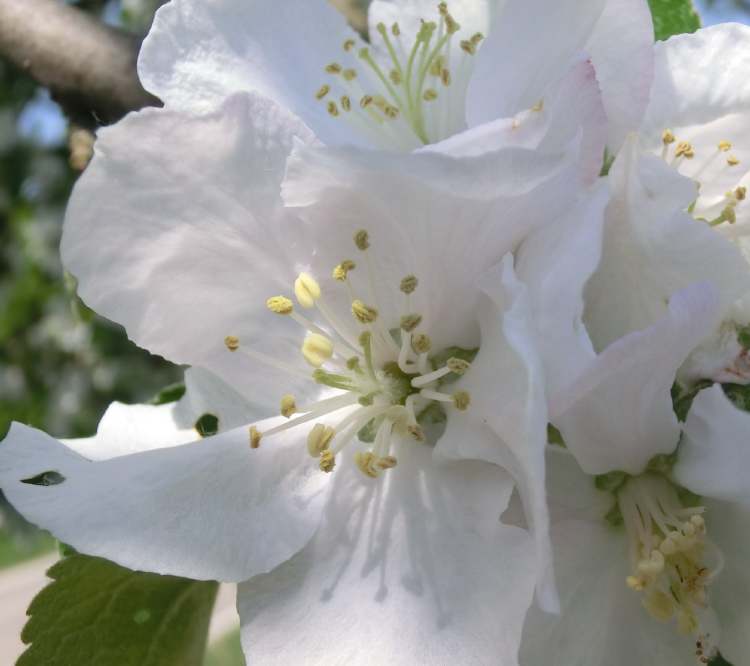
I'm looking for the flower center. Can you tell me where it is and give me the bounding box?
[660,129,746,228]
[315,2,484,149]
[617,474,723,658]
[224,229,475,478]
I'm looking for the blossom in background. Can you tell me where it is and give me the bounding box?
[138,0,652,158]
[585,24,750,386]
[0,71,602,659]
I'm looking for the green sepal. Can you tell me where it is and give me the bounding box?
[547,424,565,447]
[429,346,478,385]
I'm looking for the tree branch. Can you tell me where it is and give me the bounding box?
[0,0,160,127]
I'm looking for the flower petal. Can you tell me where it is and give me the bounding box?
[431,58,607,185]
[467,0,607,125]
[437,256,557,612]
[138,0,364,145]
[516,182,609,397]
[585,136,750,350]
[552,283,721,475]
[0,417,330,581]
[62,93,321,413]
[584,0,654,149]
[237,443,536,665]
[674,384,750,504]
[282,140,581,351]
[704,498,750,665]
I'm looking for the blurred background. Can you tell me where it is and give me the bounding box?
[0,0,747,663]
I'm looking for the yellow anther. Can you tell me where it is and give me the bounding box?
[327,101,340,117]
[332,260,356,281]
[400,314,423,332]
[294,272,321,309]
[319,449,336,473]
[441,68,451,86]
[354,229,370,251]
[531,99,544,113]
[445,13,460,34]
[307,423,335,456]
[735,186,747,201]
[460,40,476,55]
[355,451,379,478]
[447,357,471,375]
[352,299,378,324]
[470,32,484,45]
[423,88,438,101]
[675,141,695,159]
[391,22,401,36]
[377,456,398,470]
[343,39,356,52]
[662,129,676,145]
[341,95,352,112]
[412,333,432,354]
[430,55,444,76]
[315,85,330,100]
[325,62,342,74]
[626,575,645,591]
[224,335,240,352]
[346,356,362,372]
[249,426,262,449]
[453,391,471,411]
[376,21,388,35]
[400,275,418,294]
[408,424,425,441]
[438,2,448,15]
[342,68,357,81]
[390,69,403,85]
[728,155,741,166]
[280,394,296,418]
[302,333,334,368]
[383,105,400,119]
[266,296,294,315]
[360,95,374,109]
[719,140,732,152]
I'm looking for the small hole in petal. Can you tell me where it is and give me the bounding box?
[194,413,219,437]
[21,470,65,486]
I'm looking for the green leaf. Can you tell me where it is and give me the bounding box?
[18,554,218,666]
[647,0,701,41]
[723,382,750,413]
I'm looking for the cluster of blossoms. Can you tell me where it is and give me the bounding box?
[2,0,750,664]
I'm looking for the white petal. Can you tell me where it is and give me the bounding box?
[674,384,750,504]
[138,0,364,145]
[516,182,609,397]
[704,498,750,665]
[467,0,606,125]
[585,0,654,149]
[0,417,329,581]
[552,283,721,475]
[431,58,607,185]
[62,93,321,413]
[237,443,536,665]
[585,136,749,350]
[437,257,557,612]
[521,519,697,666]
[282,140,581,351]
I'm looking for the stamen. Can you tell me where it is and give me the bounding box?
[662,130,676,145]
[354,229,370,251]
[319,449,336,472]
[316,85,330,100]
[280,394,296,418]
[224,335,240,352]
[718,140,732,152]
[727,155,740,167]
[302,333,335,368]
[452,390,471,410]
[294,273,322,309]
[400,275,418,294]
[411,357,471,388]
[267,296,294,315]
[307,423,335,457]
[675,141,695,159]
[343,39,355,52]
[412,333,432,354]
[400,313,422,332]
[249,426,262,449]
[325,62,342,74]
[352,299,378,324]
[332,260,356,281]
